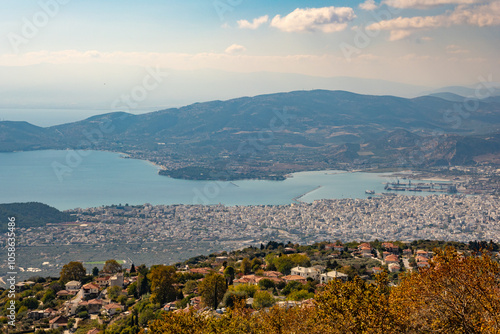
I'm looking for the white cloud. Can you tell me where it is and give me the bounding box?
[389,30,413,40]
[237,15,269,29]
[359,0,378,11]
[270,6,356,33]
[367,1,500,39]
[383,0,481,9]
[225,44,247,54]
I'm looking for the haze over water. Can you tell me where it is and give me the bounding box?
[0,150,404,211]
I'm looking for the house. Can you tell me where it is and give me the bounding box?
[263,271,283,278]
[87,299,104,314]
[103,303,122,316]
[96,276,111,289]
[28,309,50,320]
[65,280,81,292]
[49,316,68,329]
[109,273,124,287]
[189,268,212,276]
[87,329,101,334]
[282,275,307,284]
[56,290,72,298]
[382,242,400,254]
[233,275,259,286]
[388,263,401,273]
[358,243,373,257]
[385,254,399,265]
[416,250,429,258]
[371,267,383,274]
[403,249,413,257]
[290,266,323,280]
[319,270,348,283]
[14,281,35,293]
[82,283,100,297]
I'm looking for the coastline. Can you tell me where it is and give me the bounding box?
[293,185,322,203]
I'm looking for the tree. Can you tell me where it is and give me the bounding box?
[199,273,227,309]
[252,291,275,309]
[103,259,123,274]
[314,272,400,333]
[258,278,275,290]
[240,258,251,275]
[92,266,99,276]
[130,263,136,274]
[148,265,177,304]
[59,261,86,283]
[391,247,500,333]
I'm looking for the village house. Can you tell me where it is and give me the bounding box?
[109,272,124,287]
[82,283,100,298]
[103,303,122,316]
[282,275,307,284]
[319,270,348,283]
[290,266,323,280]
[49,315,68,329]
[65,280,81,292]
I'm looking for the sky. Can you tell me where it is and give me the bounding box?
[0,0,500,119]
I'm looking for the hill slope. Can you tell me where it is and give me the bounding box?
[1,90,499,179]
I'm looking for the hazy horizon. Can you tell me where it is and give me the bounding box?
[1,0,499,121]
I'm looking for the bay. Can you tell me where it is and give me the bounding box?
[1,150,409,210]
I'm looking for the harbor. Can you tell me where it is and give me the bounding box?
[384,179,457,194]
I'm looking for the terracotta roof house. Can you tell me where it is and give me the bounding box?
[263,271,283,278]
[82,283,99,297]
[385,254,399,264]
[103,303,122,315]
[189,268,213,276]
[282,275,307,284]
[49,316,68,329]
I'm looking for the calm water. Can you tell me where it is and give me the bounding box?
[1,150,409,210]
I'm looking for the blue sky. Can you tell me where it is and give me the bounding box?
[0,0,499,112]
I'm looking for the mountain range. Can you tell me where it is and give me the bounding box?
[1,89,500,179]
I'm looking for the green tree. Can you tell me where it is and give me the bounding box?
[199,273,227,309]
[240,258,252,275]
[287,290,314,301]
[59,261,86,283]
[92,267,99,276]
[258,278,275,290]
[223,266,235,281]
[148,265,177,304]
[252,291,275,309]
[103,259,123,274]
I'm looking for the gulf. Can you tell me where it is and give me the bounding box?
[1,150,405,210]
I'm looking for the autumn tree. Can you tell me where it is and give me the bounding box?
[390,246,500,333]
[59,261,86,283]
[315,272,401,333]
[198,273,227,309]
[103,259,123,274]
[147,265,177,305]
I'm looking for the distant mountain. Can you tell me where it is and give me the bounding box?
[421,83,500,99]
[0,202,73,232]
[426,92,466,102]
[1,90,499,179]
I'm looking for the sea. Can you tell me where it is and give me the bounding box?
[0,150,434,211]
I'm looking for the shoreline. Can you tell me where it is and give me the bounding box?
[293,186,322,203]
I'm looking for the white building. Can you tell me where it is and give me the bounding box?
[320,270,348,283]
